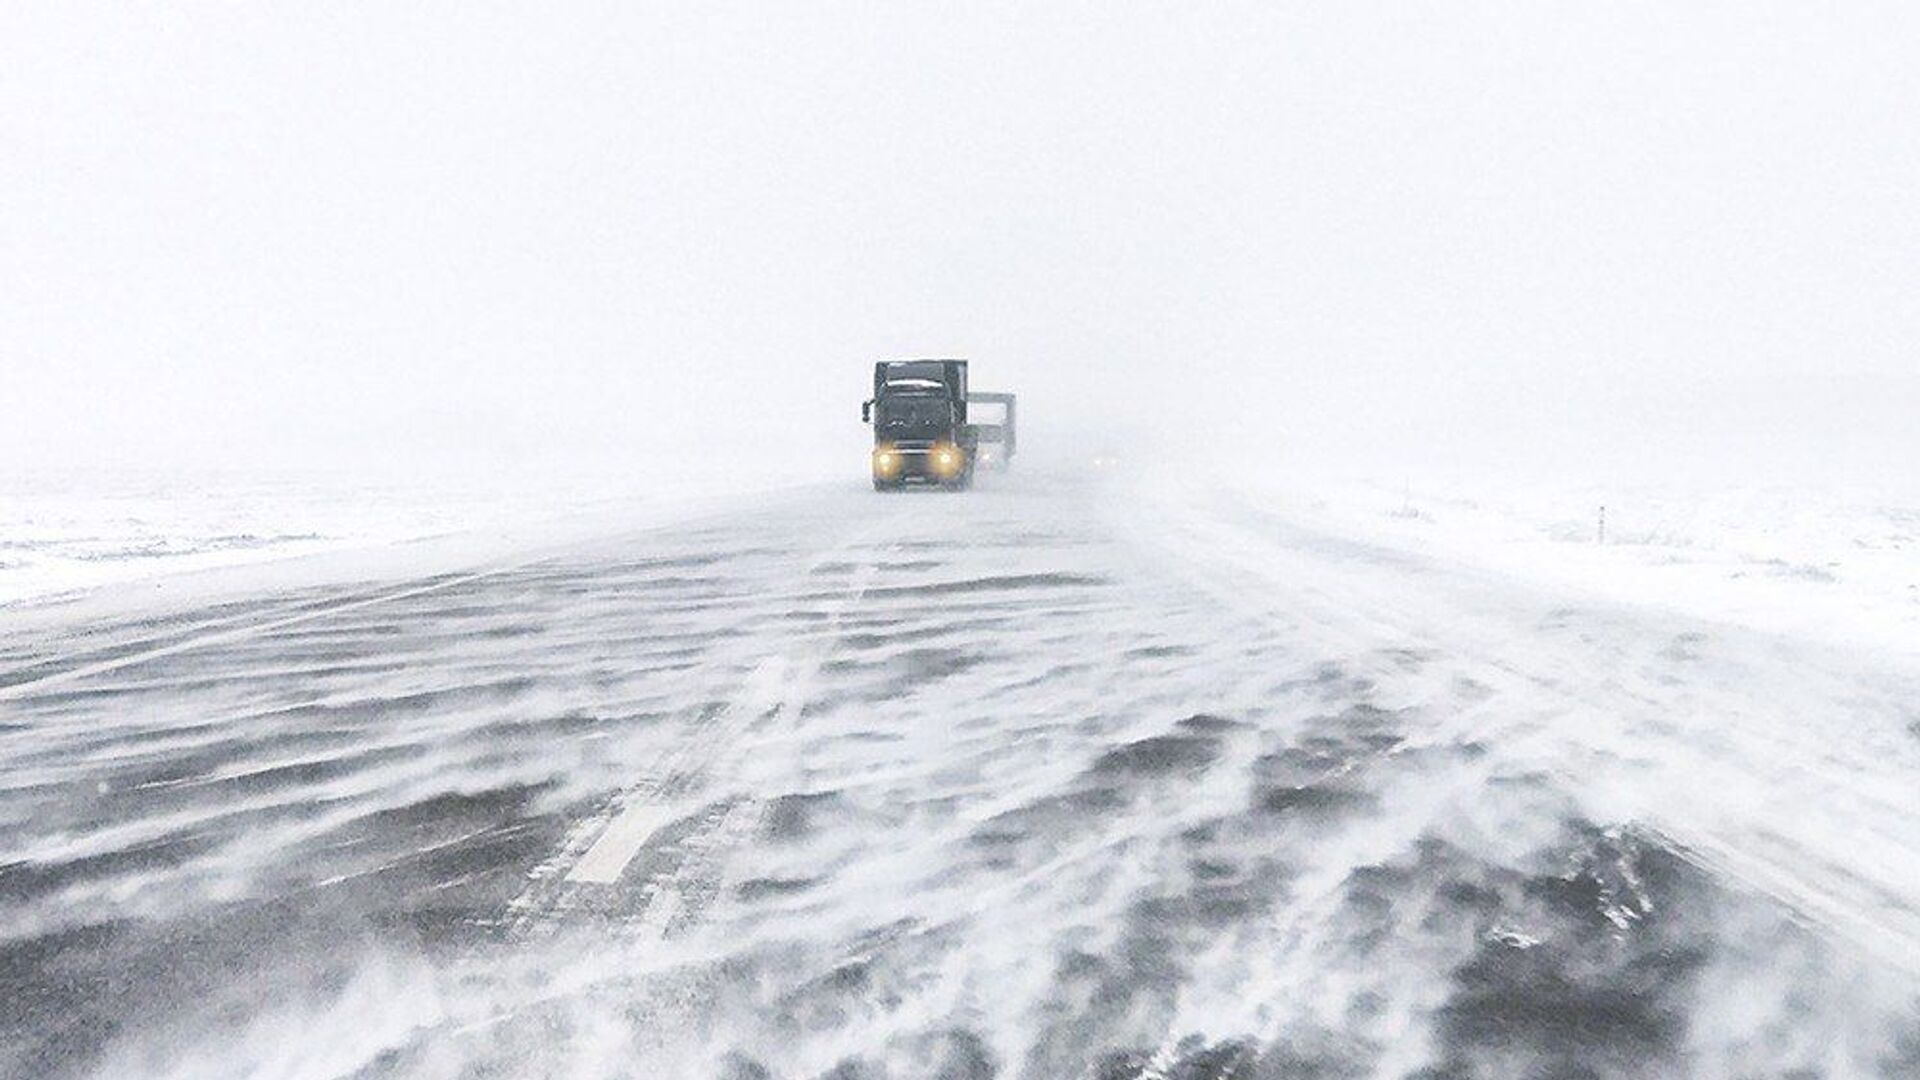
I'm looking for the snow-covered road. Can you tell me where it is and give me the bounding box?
[4,474,1918,1078]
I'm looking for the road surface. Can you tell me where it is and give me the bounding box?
[4,475,1919,1078]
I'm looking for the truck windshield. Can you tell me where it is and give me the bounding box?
[882,361,948,386]
[877,396,950,433]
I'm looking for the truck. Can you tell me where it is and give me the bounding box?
[860,359,1017,491]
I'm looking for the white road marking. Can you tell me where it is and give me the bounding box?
[566,800,681,884]
[511,521,892,930]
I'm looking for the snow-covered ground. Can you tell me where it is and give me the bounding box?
[16,464,1908,664]
[0,463,838,612]
[3,467,1918,1078]
[0,468,610,608]
[1231,473,1920,665]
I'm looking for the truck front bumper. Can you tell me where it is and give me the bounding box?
[873,443,967,485]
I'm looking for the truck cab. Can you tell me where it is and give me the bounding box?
[861,360,1017,491]
[862,360,975,490]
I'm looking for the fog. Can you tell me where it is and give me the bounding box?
[9,11,1920,1076]
[6,3,1916,488]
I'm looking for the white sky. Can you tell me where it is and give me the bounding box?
[4,3,1916,484]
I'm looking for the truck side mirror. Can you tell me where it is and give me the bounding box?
[862,400,873,423]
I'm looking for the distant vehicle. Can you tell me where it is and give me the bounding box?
[968,392,1017,472]
[861,360,1017,491]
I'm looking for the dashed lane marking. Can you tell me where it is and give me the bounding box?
[567,801,682,885]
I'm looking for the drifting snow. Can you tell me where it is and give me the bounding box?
[2,470,1918,1078]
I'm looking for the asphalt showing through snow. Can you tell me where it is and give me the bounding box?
[3,476,1918,1078]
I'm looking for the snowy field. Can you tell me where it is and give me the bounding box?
[3,468,1918,1078]
[0,465,839,613]
[1234,474,1920,664]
